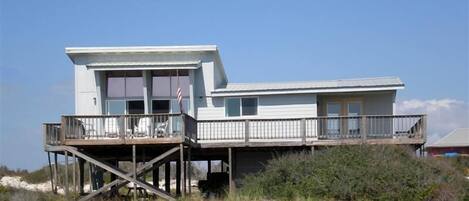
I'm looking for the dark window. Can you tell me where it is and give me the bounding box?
[242,98,258,116]
[152,100,170,113]
[127,100,144,114]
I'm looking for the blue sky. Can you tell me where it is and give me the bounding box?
[0,0,468,170]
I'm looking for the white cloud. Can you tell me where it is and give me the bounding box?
[396,99,469,143]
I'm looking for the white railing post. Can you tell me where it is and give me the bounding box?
[301,118,306,144]
[361,116,367,141]
[245,120,250,144]
[60,116,66,144]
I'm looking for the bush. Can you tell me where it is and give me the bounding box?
[238,145,469,201]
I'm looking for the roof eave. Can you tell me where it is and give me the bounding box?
[65,45,218,55]
[211,85,404,97]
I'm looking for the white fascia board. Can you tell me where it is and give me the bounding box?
[86,61,201,71]
[66,45,218,54]
[211,86,404,97]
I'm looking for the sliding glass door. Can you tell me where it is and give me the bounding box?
[326,101,362,137]
[326,103,341,136]
[347,102,361,135]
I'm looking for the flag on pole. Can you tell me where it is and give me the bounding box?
[176,70,184,113]
[177,86,183,113]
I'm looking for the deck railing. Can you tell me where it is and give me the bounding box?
[43,123,61,146]
[44,114,425,146]
[197,115,426,142]
[42,113,197,145]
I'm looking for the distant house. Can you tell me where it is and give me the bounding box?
[426,128,469,157]
[42,45,427,200]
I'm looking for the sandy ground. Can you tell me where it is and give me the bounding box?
[0,176,91,195]
[0,176,199,195]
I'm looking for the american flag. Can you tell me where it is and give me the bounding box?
[177,86,183,113]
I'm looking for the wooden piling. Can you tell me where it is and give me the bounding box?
[78,158,84,195]
[176,159,181,195]
[72,153,76,196]
[47,152,54,194]
[152,164,159,189]
[53,153,58,193]
[164,162,170,193]
[180,144,185,197]
[132,145,137,201]
[188,145,191,194]
[64,151,69,197]
[228,147,234,194]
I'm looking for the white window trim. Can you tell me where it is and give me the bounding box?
[224,97,259,118]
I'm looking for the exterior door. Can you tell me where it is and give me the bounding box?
[347,102,361,135]
[326,102,341,136]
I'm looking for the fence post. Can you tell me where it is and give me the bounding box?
[422,115,427,140]
[60,116,66,144]
[181,114,186,141]
[361,116,367,142]
[301,118,306,144]
[119,116,125,140]
[43,124,47,149]
[245,120,250,144]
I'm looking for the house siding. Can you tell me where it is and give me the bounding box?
[196,94,317,120]
[75,65,99,115]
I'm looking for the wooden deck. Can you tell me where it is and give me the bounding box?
[44,114,426,149]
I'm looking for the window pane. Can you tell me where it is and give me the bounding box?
[171,76,190,97]
[128,100,144,114]
[107,77,125,97]
[348,103,361,116]
[171,99,190,113]
[326,103,341,135]
[107,100,126,115]
[152,100,170,113]
[152,77,171,97]
[242,98,258,116]
[125,77,143,97]
[225,98,240,117]
[347,102,361,134]
[327,103,341,117]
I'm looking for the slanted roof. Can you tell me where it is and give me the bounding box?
[427,128,469,148]
[65,45,228,82]
[211,77,404,96]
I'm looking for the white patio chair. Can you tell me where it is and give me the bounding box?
[133,117,151,138]
[155,121,169,137]
[104,118,120,138]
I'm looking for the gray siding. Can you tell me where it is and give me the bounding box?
[196,94,317,120]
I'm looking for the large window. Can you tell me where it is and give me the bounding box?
[152,100,170,114]
[225,97,258,117]
[107,71,143,98]
[151,70,190,114]
[107,100,126,115]
[152,70,189,97]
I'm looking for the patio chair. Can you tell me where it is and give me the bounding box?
[104,118,120,138]
[133,117,151,138]
[155,121,169,137]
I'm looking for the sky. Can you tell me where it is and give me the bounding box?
[0,0,468,170]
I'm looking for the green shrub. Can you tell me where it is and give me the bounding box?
[238,145,469,201]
